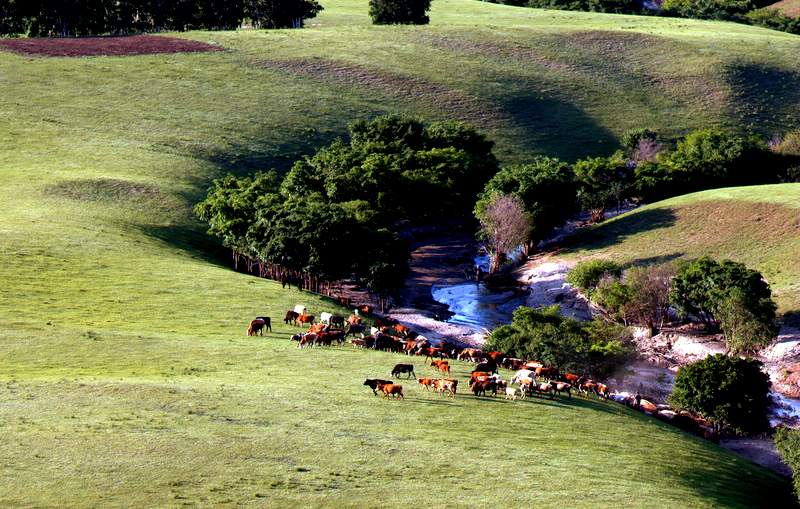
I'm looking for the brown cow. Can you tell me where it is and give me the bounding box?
[485,351,506,364]
[380,383,404,399]
[363,379,393,395]
[596,383,610,400]
[284,310,299,325]
[535,366,557,380]
[469,371,492,386]
[297,314,315,326]
[471,380,496,397]
[417,377,436,391]
[430,359,450,374]
[246,318,267,336]
[562,373,581,385]
[433,378,458,397]
[308,322,327,333]
[347,314,362,325]
[298,333,317,349]
[549,381,572,398]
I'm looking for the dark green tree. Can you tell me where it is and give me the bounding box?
[669,354,771,434]
[573,151,634,222]
[369,0,431,24]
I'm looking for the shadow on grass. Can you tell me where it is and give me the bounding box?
[726,63,800,136]
[498,91,619,162]
[621,253,685,269]
[137,222,229,268]
[676,462,797,509]
[561,207,677,252]
[781,310,800,329]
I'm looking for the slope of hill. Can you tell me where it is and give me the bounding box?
[560,184,800,317]
[769,0,800,17]
[1,0,799,505]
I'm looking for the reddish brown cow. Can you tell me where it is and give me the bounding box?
[284,310,299,325]
[535,366,557,380]
[430,359,450,374]
[380,383,404,399]
[297,314,315,326]
[417,377,436,391]
[485,351,505,364]
[246,319,266,336]
[469,371,492,386]
[562,373,581,385]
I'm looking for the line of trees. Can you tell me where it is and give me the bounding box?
[475,127,799,275]
[0,0,323,36]
[489,0,800,36]
[195,115,499,308]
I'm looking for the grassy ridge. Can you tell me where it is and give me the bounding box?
[560,184,800,316]
[1,0,799,505]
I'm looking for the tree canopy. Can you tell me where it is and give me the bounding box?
[369,0,432,25]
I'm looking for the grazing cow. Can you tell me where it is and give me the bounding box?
[330,315,345,329]
[561,373,581,385]
[458,348,484,362]
[255,316,272,333]
[380,383,404,399]
[374,335,403,352]
[421,347,445,360]
[523,361,544,370]
[549,381,572,398]
[433,378,458,397]
[469,371,493,386]
[363,379,393,395]
[579,379,597,397]
[474,361,498,374]
[485,351,506,364]
[391,363,416,379]
[297,314,315,326]
[345,323,365,338]
[417,377,436,391]
[511,369,536,385]
[320,312,333,325]
[535,382,555,399]
[347,314,362,326]
[535,366,557,380]
[246,319,267,336]
[350,338,368,348]
[505,386,519,401]
[308,322,327,334]
[290,333,303,342]
[393,324,410,336]
[471,380,496,397]
[430,359,450,374]
[284,310,300,325]
[298,333,317,349]
[503,357,525,370]
[596,383,610,400]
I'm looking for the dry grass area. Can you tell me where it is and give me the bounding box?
[0,35,222,57]
[769,0,800,17]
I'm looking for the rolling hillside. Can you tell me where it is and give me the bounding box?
[769,0,800,18]
[561,184,800,319]
[1,0,799,506]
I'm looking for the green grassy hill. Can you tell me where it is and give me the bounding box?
[1,0,799,505]
[561,184,800,318]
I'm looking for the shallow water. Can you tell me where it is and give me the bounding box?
[430,282,527,331]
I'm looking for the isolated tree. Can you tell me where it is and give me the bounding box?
[475,156,576,253]
[669,354,771,434]
[369,0,431,24]
[716,289,778,355]
[478,194,531,274]
[246,0,322,28]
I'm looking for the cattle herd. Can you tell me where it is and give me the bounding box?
[244,305,723,441]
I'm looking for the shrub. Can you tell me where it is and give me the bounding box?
[660,0,754,21]
[771,130,800,157]
[746,8,800,35]
[567,259,622,294]
[663,128,774,192]
[775,427,800,502]
[669,257,777,338]
[369,0,431,24]
[525,0,642,14]
[593,276,632,323]
[485,306,634,378]
[621,128,658,153]
[668,354,771,434]
[716,289,779,355]
[621,264,675,331]
[632,161,677,203]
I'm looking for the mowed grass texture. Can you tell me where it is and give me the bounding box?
[0,0,798,506]
[560,184,800,317]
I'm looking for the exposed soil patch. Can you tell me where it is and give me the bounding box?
[0,35,222,57]
[260,58,503,124]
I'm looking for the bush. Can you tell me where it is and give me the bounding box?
[670,257,778,353]
[661,0,754,21]
[621,128,658,153]
[573,151,634,221]
[772,130,800,157]
[369,0,431,24]
[663,128,775,193]
[668,354,771,434]
[775,427,800,502]
[485,306,634,378]
[525,0,642,14]
[567,259,622,294]
[621,264,675,330]
[746,8,800,35]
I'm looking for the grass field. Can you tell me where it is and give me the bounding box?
[1,0,799,506]
[560,184,800,318]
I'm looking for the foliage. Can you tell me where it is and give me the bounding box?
[197,115,498,297]
[593,275,633,323]
[369,0,431,24]
[668,354,771,434]
[485,306,634,378]
[621,264,675,331]
[663,128,774,193]
[660,0,754,21]
[525,0,642,14]
[475,156,576,250]
[574,151,634,221]
[775,427,800,503]
[0,0,323,35]
[669,257,777,330]
[632,161,678,203]
[746,7,800,33]
[567,259,622,294]
[771,130,800,157]
[478,194,532,274]
[621,128,658,153]
[716,289,779,355]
